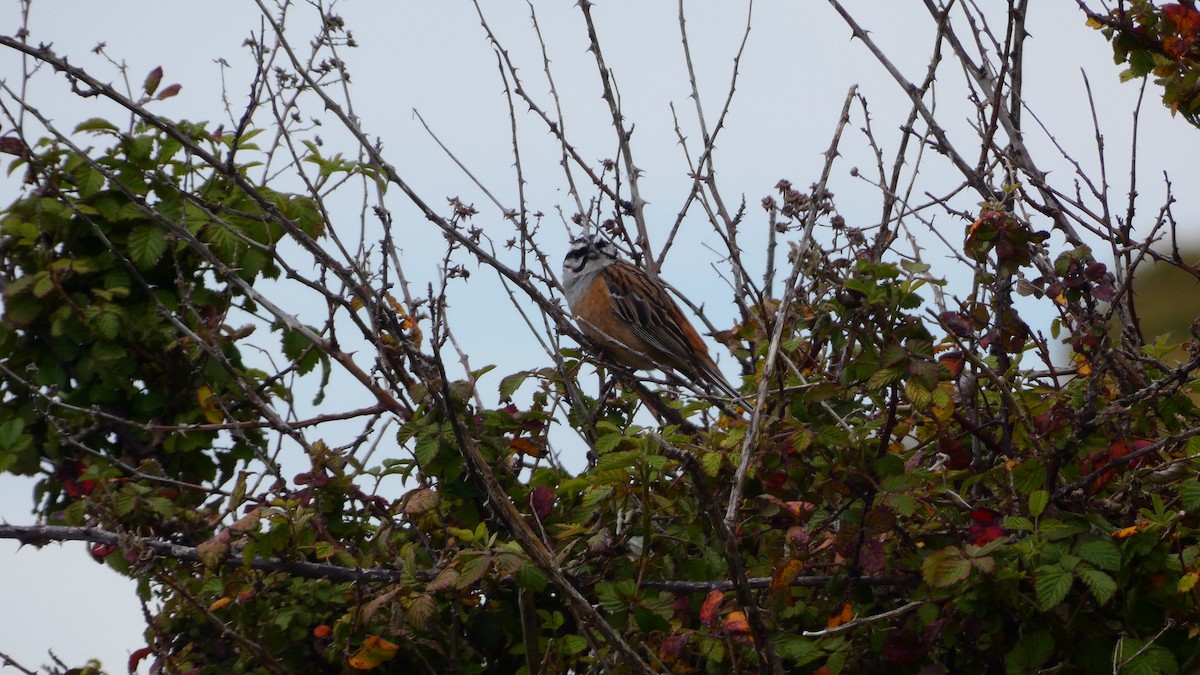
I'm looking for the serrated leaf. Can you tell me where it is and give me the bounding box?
[593,432,624,454]
[1180,482,1200,511]
[74,165,105,197]
[1028,490,1048,518]
[580,486,612,509]
[499,371,531,399]
[922,548,972,587]
[515,563,547,592]
[1035,564,1073,610]
[1003,516,1034,531]
[699,451,723,477]
[456,553,492,589]
[1077,538,1122,572]
[426,567,460,593]
[1077,566,1117,604]
[405,594,436,631]
[128,225,166,269]
[403,487,439,514]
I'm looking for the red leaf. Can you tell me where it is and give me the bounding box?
[968,523,1005,546]
[939,437,971,470]
[659,633,690,663]
[938,312,976,338]
[0,136,25,156]
[128,646,152,674]
[969,508,999,525]
[967,508,1005,545]
[860,539,887,575]
[883,628,928,665]
[530,485,555,519]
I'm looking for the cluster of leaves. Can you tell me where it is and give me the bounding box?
[1088,1,1200,127]
[5,115,1200,675]
[0,117,325,526]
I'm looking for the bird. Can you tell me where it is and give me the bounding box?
[562,234,740,399]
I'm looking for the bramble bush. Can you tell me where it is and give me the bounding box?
[3,3,1200,674]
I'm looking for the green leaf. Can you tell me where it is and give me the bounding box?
[1076,566,1117,605]
[699,451,723,477]
[1035,564,1073,610]
[922,548,972,587]
[1028,490,1048,518]
[1006,629,1052,673]
[499,371,531,399]
[592,431,624,454]
[32,271,54,299]
[515,562,547,593]
[562,634,589,656]
[1180,482,1200,511]
[456,553,492,589]
[1003,516,1034,531]
[774,634,820,664]
[1077,538,1121,572]
[74,117,120,134]
[74,165,105,197]
[128,225,166,269]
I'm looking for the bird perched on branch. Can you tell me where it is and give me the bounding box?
[562,234,739,400]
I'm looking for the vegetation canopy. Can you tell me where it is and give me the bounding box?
[2,2,1200,674]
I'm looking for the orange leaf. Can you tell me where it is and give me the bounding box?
[938,351,965,378]
[827,602,854,629]
[1164,4,1200,36]
[723,611,751,635]
[313,624,332,639]
[700,589,725,627]
[348,635,399,670]
[208,596,232,612]
[510,436,543,458]
[770,558,805,595]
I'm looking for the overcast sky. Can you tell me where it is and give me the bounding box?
[3,1,1200,671]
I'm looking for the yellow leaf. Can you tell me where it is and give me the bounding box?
[208,596,232,612]
[1113,525,1141,539]
[1086,17,1103,29]
[1179,571,1199,593]
[197,386,223,424]
[348,635,399,670]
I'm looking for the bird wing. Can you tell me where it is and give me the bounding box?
[602,261,738,398]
